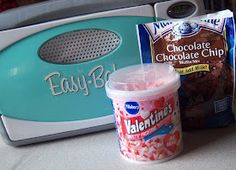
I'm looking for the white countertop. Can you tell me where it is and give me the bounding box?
[1,124,236,170]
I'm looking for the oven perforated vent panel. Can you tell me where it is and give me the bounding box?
[39,29,120,64]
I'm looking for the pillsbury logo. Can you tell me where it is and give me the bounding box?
[173,21,200,36]
[125,102,140,115]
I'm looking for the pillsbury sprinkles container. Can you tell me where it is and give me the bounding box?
[105,63,183,163]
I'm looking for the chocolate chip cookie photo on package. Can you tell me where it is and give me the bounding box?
[136,10,236,130]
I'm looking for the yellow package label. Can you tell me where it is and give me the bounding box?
[176,64,210,75]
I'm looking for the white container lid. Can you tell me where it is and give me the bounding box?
[105,63,181,100]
